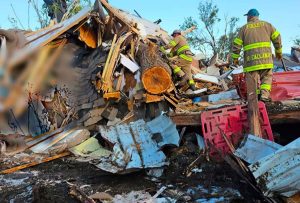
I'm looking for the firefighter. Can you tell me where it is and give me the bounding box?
[160,30,196,91]
[231,9,282,102]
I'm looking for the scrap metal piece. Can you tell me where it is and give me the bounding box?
[29,128,89,153]
[96,115,179,174]
[97,119,167,173]
[234,134,282,164]
[249,137,300,198]
[147,114,180,147]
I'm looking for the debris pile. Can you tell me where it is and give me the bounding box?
[0,0,300,202]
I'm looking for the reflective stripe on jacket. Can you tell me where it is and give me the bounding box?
[231,17,282,72]
[163,35,193,62]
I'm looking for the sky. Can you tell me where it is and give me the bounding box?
[0,0,299,53]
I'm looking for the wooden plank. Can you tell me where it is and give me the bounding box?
[103,92,121,100]
[269,111,300,124]
[0,152,70,174]
[169,113,201,126]
[163,95,181,110]
[246,72,262,137]
[100,0,140,35]
[170,108,300,126]
[102,32,132,92]
[144,94,163,103]
[102,34,117,80]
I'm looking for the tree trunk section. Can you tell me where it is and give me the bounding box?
[136,41,172,95]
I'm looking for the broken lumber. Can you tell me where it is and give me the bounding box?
[137,41,172,95]
[0,151,70,174]
[100,0,139,35]
[102,32,132,92]
[246,72,262,137]
[144,94,164,103]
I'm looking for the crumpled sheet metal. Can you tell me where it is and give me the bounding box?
[69,137,111,159]
[96,116,179,174]
[234,134,282,164]
[147,114,180,147]
[208,89,240,103]
[29,128,90,154]
[249,137,300,197]
[271,70,300,101]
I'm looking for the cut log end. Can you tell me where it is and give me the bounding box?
[142,66,172,95]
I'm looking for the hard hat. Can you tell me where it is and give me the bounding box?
[244,9,259,17]
[171,30,181,37]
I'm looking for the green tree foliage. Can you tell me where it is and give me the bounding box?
[31,0,92,29]
[294,38,300,46]
[180,0,239,60]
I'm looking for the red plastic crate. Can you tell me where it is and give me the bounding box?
[201,102,273,157]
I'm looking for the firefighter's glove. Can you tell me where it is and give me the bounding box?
[276,52,283,60]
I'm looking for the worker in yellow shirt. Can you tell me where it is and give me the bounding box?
[231,9,282,102]
[160,30,196,91]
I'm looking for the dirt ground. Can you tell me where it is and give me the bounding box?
[0,134,263,203]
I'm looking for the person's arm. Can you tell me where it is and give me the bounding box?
[270,24,282,59]
[160,36,180,55]
[231,28,244,62]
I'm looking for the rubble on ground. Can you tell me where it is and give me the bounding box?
[0,0,300,202]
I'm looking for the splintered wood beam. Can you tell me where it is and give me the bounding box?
[102,34,117,83]
[100,0,140,35]
[0,152,70,174]
[103,92,121,100]
[246,72,262,137]
[163,95,182,111]
[101,32,132,93]
[144,94,163,103]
